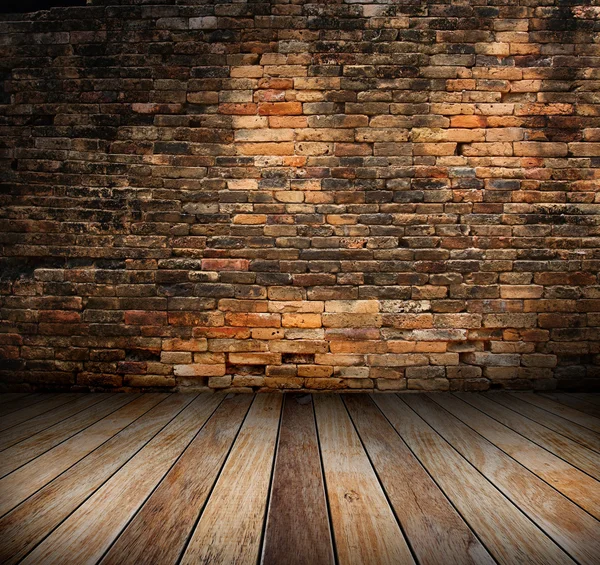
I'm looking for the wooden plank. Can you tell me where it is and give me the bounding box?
[344,394,494,565]
[314,394,415,565]
[510,392,600,434]
[0,393,196,565]
[0,393,167,517]
[101,394,253,565]
[0,393,110,452]
[539,393,600,420]
[0,394,31,407]
[0,394,79,432]
[404,394,600,565]
[180,394,282,565]
[456,393,600,481]
[432,393,600,520]
[0,393,55,415]
[373,394,575,565]
[22,394,223,565]
[0,394,136,478]
[574,394,600,406]
[492,393,600,453]
[260,394,335,565]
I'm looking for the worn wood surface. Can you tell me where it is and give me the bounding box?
[0,394,35,408]
[261,394,335,565]
[539,392,600,420]
[575,394,600,406]
[0,394,57,415]
[344,394,493,565]
[0,394,192,565]
[510,392,600,434]
[492,392,600,453]
[0,393,135,479]
[180,394,282,565]
[315,394,415,565]
[457,393,600,481]
[405,394,600,565]
[0,392,598,565]
[0,394,81,432]
[432,393,600,520]
[373,394,575,565]
[0,393,111,452]
[22,394,219,565]
[0,393,167,517]
[101,394,252,565]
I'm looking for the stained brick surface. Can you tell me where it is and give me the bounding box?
[1,0,599,392]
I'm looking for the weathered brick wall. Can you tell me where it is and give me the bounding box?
[1,0,599,393]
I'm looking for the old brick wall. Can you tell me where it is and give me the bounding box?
[1,0,599,392]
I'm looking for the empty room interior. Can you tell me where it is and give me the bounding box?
[0,0,599,563]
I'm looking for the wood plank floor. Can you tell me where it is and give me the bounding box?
[0,392,599,565]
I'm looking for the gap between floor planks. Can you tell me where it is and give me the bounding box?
[0,392,598,565]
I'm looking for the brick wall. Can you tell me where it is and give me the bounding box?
[1,0,599,392]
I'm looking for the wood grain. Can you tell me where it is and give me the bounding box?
[314,394,415,565]
[22,394,222,565]
[539,393,600,420]
[261,394,335,565]
[404,394,600,565]
[373,393,575,565]
[0,393,110,452]
[492,393,600,453]
[510,393,600,434]
[432,393,600,520]
[0,393,135,479]
[0,394,80,432]
[101,394,252,565]
[0,394,56,415]
[0,393,167,517]
[0,393,195,565]
[0,394,31,407]
[0,391,597,565]
[344,394,494,565]
[457,393,600,481]
[574,394,600,406]
[180,394,282,565]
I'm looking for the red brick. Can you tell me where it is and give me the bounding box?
[201,259,249,271]
[39,310,81,324]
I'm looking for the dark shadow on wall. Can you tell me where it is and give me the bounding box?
[0,0,86,14]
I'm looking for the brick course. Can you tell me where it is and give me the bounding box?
[0,0,599,392]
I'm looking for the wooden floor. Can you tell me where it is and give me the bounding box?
[0,392,599,565]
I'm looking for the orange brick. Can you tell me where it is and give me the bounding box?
[258,102,303,115]
[450,115,487,128]
[281,313,322,328]
[225,313,281,327]
[232,214,267,225]
[269,116,308,128]
[258,78,294,90]
[218,103,257,115]
[251,328,285,340]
